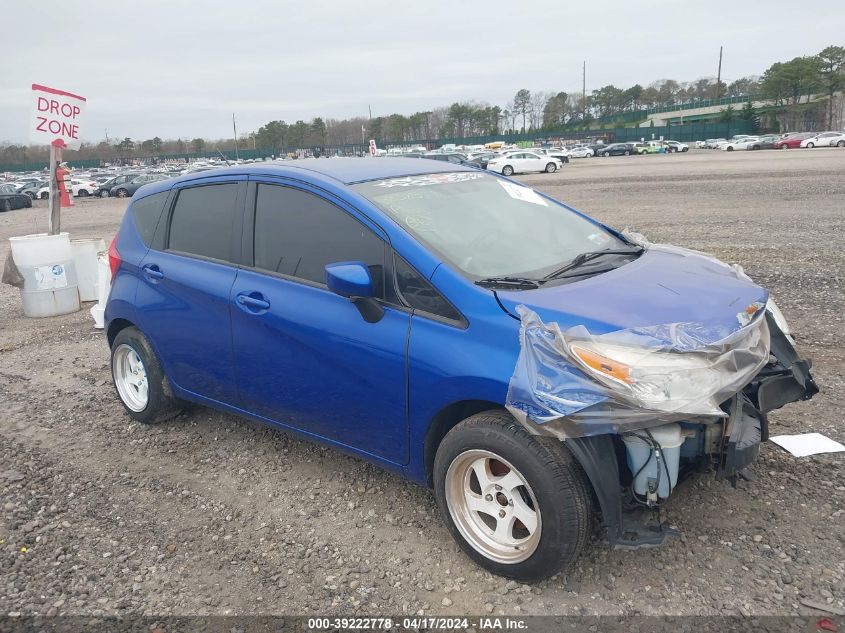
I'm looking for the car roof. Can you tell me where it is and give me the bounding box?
[141,158,476,198]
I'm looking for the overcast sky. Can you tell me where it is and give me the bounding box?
[2,0,844,144]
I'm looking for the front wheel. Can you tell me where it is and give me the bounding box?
[40,192,49,199]
[806,142,814,148]
[100,190,110,198]
[501,165,514,176]
[115,188,129,198]
[780,144,789,149]
[111,327,182,424]
[545,162,557,173]
[1,200,10,212]
[433,410,592,582]
[602,152,609,157]
[726,146,734,151]
[624,150,631,156]
[837,140,845,147]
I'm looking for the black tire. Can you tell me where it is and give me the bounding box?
[602,152,609,157]
[624,150,631,156]
[726,146,734,151]
[806,142,814,148]
[24,197,32,209]
[838,140,845,148]
[780,144,789,149]
[502,165,514,176]
[545,162,557,173]
[78,189,88,197]
[1,199,10,212]
[433,410,592,582]
[111,326,182,424]
[100,189,110,198]
[115,188,129,198]
[40,192,49,199]
[682,147,688,152]
[26,191,35,200]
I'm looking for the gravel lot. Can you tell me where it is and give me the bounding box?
[1,149,843,618]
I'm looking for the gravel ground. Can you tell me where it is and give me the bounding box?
[0,149,843,618]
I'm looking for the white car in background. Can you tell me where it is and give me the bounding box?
[70,179,99,197]
[822,132,845,147]
[695,140,707,149]
[567,146,594,158]
[731,137,762,151]
[719,136,755,151]
[665,140,689,152]
[800,132,841,148]
[486,151,563,175]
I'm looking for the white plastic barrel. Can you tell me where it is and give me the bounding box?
[9,233,81,318]
[623,423,683,499]
[71,238,106,301]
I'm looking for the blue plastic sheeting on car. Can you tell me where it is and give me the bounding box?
[506,304,771,439]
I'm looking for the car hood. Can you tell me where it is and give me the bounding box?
[496,246,768,340]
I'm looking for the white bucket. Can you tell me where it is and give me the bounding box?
[71,238,106,302]
[9,232,81,318]
[622,423,684,499]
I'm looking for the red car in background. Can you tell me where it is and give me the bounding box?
[773,132,814,149]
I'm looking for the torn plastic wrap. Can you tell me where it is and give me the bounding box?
[506,305,771,439]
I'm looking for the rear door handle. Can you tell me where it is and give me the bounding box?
[236,292,270,312]
[142,264,164,280]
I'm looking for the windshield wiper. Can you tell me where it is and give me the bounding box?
[475,276,541,290]
[543,246,644,281]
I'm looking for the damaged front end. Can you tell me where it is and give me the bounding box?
[505,302,818,550]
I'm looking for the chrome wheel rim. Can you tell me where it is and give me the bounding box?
[113,344,149,412]
[445,450,541,564]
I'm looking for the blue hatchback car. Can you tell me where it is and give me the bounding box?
[105,158,817,581]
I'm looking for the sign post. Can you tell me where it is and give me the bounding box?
[29,84,86,235]
[369,139,377,157]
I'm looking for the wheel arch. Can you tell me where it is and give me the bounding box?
[107,317,136,348]
[423,399,505,486]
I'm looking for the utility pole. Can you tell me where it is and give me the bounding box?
[232,112,239,160]
[582,61,587,119]
[716,46,723,99]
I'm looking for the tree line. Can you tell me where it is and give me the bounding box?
[1,45,842,165]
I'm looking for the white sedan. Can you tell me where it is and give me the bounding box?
[486,151,563,175]
[800,132,841,148]
[822,133,845,147]
[720,137,757,151]
[567,146,594,158]
[70,179,99,196]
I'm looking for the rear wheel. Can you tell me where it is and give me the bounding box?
[727,146,734,151]
[111,327,182,424]
[40,192,49,199]
[78,189,89,197]
[502,165,514,176]
[624,150,631,156]
[100,189,110,198]
[806,142,814,148]
[433,410,592,582]
[838,140,845,148]
[115,188,129,198]
[781,144,789,149]
[545,162,557,173]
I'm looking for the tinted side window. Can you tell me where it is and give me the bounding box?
[168,183,239,261]
[394,255,462,322]
[132,191,169,247]
[253,184,386,296]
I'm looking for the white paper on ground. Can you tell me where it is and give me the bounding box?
[769,433,845,457]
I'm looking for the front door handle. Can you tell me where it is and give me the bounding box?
[142,264,164,281]
[236,292,270,312]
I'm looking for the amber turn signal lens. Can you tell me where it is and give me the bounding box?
[571,345,632,384]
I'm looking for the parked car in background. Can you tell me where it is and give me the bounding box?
[744,135,779,150]
[800,132,841,148]
[632,142,651,155]
[95,174,141,197]
[773,133,814,149]
[665,140,689,152]
[0,183,33,211]
[705,138,726,149]
[598,143,634,156]
[104,158,817,581]
[110,174,169,198]
[19,180,48,199]
[423,153,475,167]
[71,179,100,197]
[567,146,594,158]
[465,152,497,169]
[719,137,755,151]
[695,140,708,149]
[487,151,562,175]
[823,132,845,147]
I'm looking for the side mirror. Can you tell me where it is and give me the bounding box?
[325,262,383,323]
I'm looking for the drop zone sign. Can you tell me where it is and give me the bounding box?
[30,84,86,150]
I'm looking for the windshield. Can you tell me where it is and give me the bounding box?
[353,171,629,280]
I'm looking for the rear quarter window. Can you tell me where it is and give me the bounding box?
[131,191,169,247]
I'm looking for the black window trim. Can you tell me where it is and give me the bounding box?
[391,251,467,329]
[160,179,247,268]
